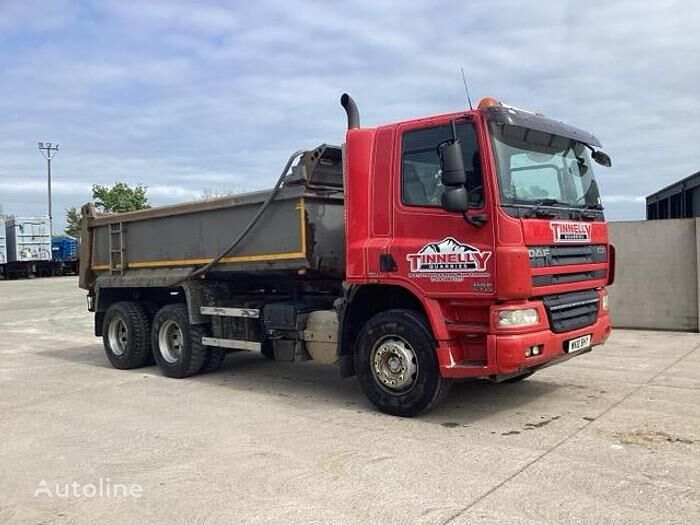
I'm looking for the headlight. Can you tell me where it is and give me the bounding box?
[497,308,539,328]
[601,294,609,311]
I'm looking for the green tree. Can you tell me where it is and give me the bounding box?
[92,182,150,213]
[65,207,81,237]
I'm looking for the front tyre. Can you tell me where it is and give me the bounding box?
[151,304,207,378]
[102,301,152,370]
[355,309,451,417]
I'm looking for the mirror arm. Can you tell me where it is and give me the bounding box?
[586,144,612,168]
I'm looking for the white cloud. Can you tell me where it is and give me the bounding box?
[602,195,646,204]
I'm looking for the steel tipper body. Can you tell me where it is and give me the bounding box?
[80,95,613,417]
[82,190,344,283]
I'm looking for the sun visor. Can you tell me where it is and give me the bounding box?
[484,105,602,148]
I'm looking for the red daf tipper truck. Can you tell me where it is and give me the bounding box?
[79,94,613,416]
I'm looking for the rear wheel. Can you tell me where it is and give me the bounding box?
[355,309,451,417]
[102,301,152,369]
[200,347,227,373]
[260,340,275,360]
[151,304,207,378]
[140,301,160,364]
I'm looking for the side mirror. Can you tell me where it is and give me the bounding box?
[592,150,612,167]
[439,140,467,186]
[441,187,469,212]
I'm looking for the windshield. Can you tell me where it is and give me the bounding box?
[490,123,602,209]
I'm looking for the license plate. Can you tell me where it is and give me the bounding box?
[567,334,591,353]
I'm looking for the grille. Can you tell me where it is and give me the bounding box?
[533,269,607,287]
[528,244,607,268]
[542,290,599,333]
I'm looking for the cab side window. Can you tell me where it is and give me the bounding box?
[401,123,483,208]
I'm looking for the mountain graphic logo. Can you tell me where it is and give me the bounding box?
[407,237,491,273]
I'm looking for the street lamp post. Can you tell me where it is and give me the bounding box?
[38,142,59,235]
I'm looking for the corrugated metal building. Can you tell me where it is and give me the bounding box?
[646,171,700,219]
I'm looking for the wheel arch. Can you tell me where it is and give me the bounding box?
[93,280,226,336]
[338,283,435,378]
[94,285,185,336]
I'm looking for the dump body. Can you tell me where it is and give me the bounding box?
[5,216,51,263]
[80,146,345,290]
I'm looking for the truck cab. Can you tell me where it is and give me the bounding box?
[340,95,612,394]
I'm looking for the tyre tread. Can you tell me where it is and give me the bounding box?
[102,301,152,369]
[355,308,452,417]
[151,303,208,378]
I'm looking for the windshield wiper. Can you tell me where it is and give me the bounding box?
[523,198,561,218]
[577,203,604,221]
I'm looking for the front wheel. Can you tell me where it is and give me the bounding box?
[355,309,451,417]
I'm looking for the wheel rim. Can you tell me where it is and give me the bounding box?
[371,336,418,393]
[158,320,184,364]
[107,317,128,357]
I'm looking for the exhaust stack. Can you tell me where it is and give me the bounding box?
[340,93,360,129]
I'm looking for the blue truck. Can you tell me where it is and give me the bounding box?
[36,235,79,277]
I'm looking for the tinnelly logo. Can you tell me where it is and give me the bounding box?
[407,237,491,273]
[550,222,592,243]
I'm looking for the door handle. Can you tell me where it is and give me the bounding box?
[463,213,488,227]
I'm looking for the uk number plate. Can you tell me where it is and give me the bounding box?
[567,334,591,353]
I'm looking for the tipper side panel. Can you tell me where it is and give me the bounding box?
[88,191,345,281]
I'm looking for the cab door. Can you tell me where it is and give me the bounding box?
[386,116,497,299]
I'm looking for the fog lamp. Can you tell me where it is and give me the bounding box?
[525,345,541,358]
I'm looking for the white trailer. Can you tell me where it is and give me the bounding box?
[4,216,51,278]
[0,217,6,277]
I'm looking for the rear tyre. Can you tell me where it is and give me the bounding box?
[355,309,452,417]
[140,301,161,321]
[151,304,207,378]
[260,339,275,360]
[201,347,227,373]
[102,301,152,370]
[140,301,161,365]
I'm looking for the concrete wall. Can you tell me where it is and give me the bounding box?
[608,218,698,331]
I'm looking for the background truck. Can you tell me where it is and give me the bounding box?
[37,235,79,277]
[0,217,6,278]
[4,216,51,279]
[79,94,614,416]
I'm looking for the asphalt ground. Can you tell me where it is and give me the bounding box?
[1,276,698,524]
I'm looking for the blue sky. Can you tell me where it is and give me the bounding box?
[1,0,698,231]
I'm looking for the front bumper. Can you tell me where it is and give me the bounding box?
[438,312,612,378]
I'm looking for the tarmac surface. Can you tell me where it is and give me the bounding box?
[0,276,698,524]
